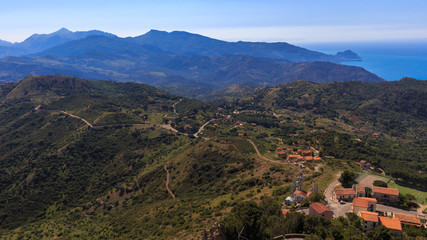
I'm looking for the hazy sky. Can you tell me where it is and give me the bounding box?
[1,0,426,43]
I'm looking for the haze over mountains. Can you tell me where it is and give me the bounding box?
[0,28,383,97]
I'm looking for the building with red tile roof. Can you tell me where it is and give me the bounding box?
[354,185,366,197]
[302,150,312,156]
[304,156,314,161]
[373,186,399,204]
[282,209,291,218]
[379,216,402,237]
[309,202,333,220]
[333,188,356,202]
[293,190,307,202]
[287,155,303,162]
[352,197,377,214]
[278,151,287,159]
[313,157,322,161]
[393,213,421,227]
[358,211,379,231]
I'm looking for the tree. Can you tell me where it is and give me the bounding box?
[365,187,372,197]
[338,170,356,188]
[222,201,264,240]
[367,225,392,240]
[373,180,387,187]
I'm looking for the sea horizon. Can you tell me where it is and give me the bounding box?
[301,41,427,81]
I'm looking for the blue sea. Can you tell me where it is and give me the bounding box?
[301,41,427,81]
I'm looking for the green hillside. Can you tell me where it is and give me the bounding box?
[0,75,426,239]
[219,78,427,187]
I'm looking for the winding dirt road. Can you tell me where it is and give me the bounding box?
[193,119,216,138]
[163,163,176,199]
[172,99,182,114]
[61,111,93,128]
[247,139,285,164]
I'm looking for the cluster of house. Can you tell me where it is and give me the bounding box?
[333,185,422,236]
[333,185,399,205]
[277,148,322,162]
[283,185,423,237]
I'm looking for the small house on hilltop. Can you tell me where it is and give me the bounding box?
[302,150,312,156]
[352,197,377,214]
[294,190,307,202]
[358,211,379,231]
[379,216,402,237]
[333,188,356,202]
[372,186,399,204]
[287,155,303,162]
[353,185,366,197]
[309,202,333,220]
[393,213,421,227]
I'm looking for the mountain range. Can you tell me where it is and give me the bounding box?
[0,28,384,97]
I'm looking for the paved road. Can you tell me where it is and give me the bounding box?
[376,204,419,217]
[323,172,349,217]
[324,173,341,204]
[329,201,353,217]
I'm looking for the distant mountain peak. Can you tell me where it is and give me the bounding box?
[54,27,72,34]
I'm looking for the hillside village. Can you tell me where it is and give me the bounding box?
[169,102,427,238]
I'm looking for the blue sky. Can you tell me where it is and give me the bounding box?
[1,0,427,43]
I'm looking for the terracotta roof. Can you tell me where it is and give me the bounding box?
[282,209,291,217]
[379,216,402,231]
[288,155,300,158]
[307,191,313,198]
[359,211,378,222]
[294,190,307,197]
[310,202,332,214]
[355,186,365,193]
[373,186,399,196]
[358,197,377,203]
[334,188,356,195]
[314,157,322,161]
[353,197,377,208]
[278,151,286,154]
[305,156,314,161]
[393,213,421,226]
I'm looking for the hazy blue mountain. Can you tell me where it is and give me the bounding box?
[0,39,12,47]
[129,30,361,62]
[0,28,383,98]
[29,35,165,57]
[0,28,117,57]
[0,52,383,97]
